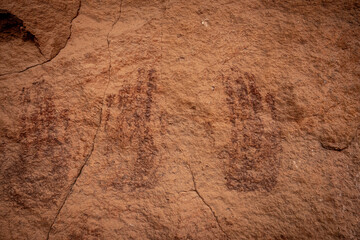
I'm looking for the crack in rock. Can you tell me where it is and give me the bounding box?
[45,1,123,239]
[186,163,230,239]
[0,0,82,77]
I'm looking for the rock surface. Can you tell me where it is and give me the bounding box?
[0,0,359,239]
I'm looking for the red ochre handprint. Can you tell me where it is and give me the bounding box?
[220,69,281,192]
[103,68,160,190]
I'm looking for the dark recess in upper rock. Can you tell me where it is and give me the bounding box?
[0,9,39,47]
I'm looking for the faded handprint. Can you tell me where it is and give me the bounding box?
[103,68,160,190]
[220,68,281,192]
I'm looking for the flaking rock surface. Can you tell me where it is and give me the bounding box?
[0,0,359,239]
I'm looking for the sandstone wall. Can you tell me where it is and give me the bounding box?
[0,0,359,239]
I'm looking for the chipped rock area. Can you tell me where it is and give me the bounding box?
[0,0,359,239]
[0,0,80,75]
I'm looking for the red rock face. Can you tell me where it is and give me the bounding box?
[0,0,359,239]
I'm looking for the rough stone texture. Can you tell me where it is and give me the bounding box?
[0,0,359,239]
[0,0,80,75]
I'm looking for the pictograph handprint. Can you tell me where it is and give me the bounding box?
[220,68,281,192]
[104,68,160,190]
